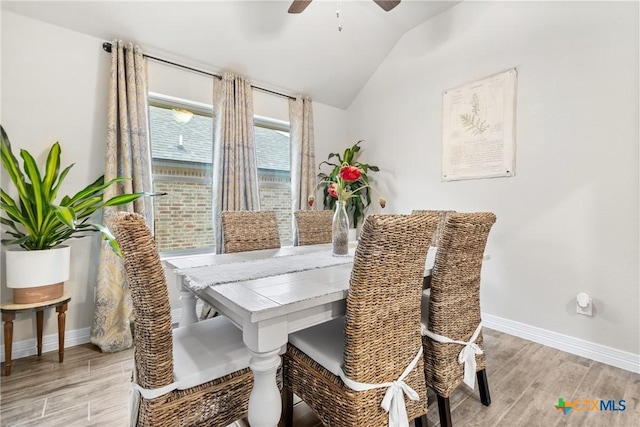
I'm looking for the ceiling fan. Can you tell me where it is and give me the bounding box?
[288,0,401,14]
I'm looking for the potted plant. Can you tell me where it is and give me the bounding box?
[0,125,148,303]
[317,140,383,229]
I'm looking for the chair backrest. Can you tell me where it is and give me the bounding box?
[412,210,455,246]
[294,210,333,246]
[343,213,439,385]
[423,212,496,397]
[221,210,281,253]
[109,212,174,391]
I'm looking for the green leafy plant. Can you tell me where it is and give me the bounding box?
[0,125,149,255]
[317,140,381,228]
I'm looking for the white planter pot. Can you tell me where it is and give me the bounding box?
[5,245,70,303]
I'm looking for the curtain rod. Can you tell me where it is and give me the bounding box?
[102,42,296,101]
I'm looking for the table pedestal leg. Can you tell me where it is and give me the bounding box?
[247,348,282,427]
[56,302,67,363]
[2,312,15,376]
[36,310,44,357]
[179,288,198,327]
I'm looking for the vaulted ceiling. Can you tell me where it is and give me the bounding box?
[2,0,459,109]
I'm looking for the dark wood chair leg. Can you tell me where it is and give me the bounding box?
[280,386,294,427]
[477,369,491,406]
[436,394,452,427]
[414,414,428,427]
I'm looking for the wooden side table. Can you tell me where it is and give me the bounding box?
[1,294,71,376]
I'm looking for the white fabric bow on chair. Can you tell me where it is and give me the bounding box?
[128,365,179,427]
[424,323,484,389]
[339,346,423,427]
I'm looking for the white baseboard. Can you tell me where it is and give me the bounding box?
[0,326,92,363]
[482,312,640,374]
[3,310,638,374]
[0,307,194,362]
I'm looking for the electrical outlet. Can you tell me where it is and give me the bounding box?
[576,293,593,316]
[576,303,592,316]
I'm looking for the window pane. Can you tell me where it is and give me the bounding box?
[149,104,214,253]
[255,126,292,246]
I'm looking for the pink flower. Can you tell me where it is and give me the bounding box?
[307,195,315,207]
[328,183,339,199]
[339,165,362,182]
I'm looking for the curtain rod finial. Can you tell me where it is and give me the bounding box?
[103,42,112,53]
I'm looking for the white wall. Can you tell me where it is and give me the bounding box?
[1,11,347,346]
[1,11,111,342]
[347,1,639,356]
[313,101,349,167]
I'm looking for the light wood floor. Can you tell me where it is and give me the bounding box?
[1,328,638,426]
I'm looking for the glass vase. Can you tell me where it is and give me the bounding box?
[332,200,350,256]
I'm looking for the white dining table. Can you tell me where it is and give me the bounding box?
[167,244,472,427]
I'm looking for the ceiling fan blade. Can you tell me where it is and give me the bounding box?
[373,0,401,12]
[288,0,313,14]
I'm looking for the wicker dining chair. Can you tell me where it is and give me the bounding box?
[110,212,254,427]
[421,212,497,427]
[412,209,455,247]
[221,210,281,253]
[282,213,440,427]
[294,210,333,245]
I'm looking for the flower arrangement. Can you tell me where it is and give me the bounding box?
[324,164,385,207]
[316,140,384,228]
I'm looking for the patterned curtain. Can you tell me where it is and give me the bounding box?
[91,40,153,352]
[289,96,316,245]
[212,72,260,253]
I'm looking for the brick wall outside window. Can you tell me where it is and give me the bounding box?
[153,167,292,253]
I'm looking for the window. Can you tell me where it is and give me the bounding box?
[148,95,291,255]
[149,96,214,255]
